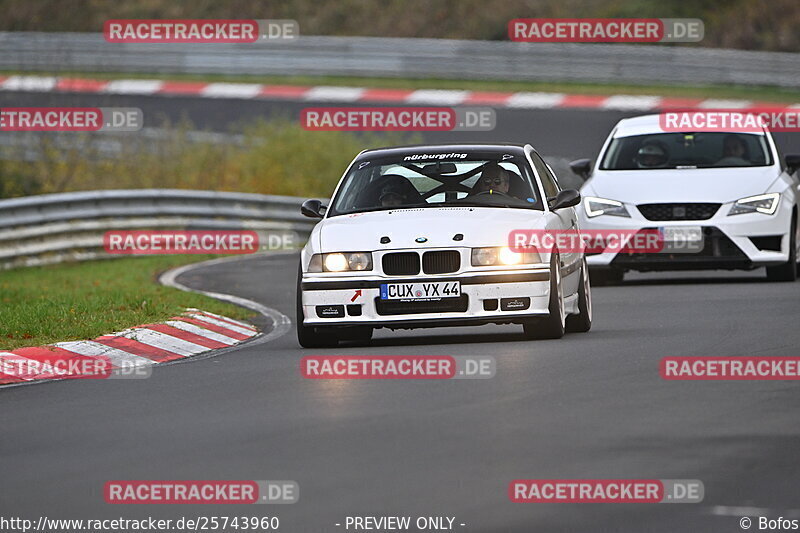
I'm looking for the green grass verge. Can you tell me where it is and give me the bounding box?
[0,119,417,199]
[0,255,254,351]
[6,70,800,103]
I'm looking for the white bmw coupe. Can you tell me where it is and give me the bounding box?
[296,144,592,347]
[572,114,800,284]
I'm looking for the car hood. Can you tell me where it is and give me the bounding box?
[317,207,549,252]
[585,166,780,204]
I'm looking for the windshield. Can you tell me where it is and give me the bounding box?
[328,151,543,216]
[600,132,773,170]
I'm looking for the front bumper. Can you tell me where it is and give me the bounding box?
[580,202,793,272]
[300,268,551,328]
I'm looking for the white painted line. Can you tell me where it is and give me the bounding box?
[54,340,154,367]
[601,95,662,111]
[201,83,263,98]
[104,79,164,94]
[405,89,470,105]
[187,313,256,336]
[304,86,365,102]
[708,505,800,518]
[116,328,206,356]
[2,76,57,91]
[186,308,256,331]
[697,99,753,109]
[506,92,565,108]
[165,320,239,345]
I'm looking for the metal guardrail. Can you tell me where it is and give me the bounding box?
[0,189,319,269]
[1,32,799,88]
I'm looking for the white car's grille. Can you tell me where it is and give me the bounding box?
[638,203,720,221]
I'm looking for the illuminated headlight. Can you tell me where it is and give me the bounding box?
[728,193,780,216]
[308,252,373,272]
[584,196,630,218]
[471,247,540,266]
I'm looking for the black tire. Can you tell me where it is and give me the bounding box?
[589,267,624,286]
[296,265,339,348]
[523,253,566,340]
[566,258,592,333]
[766,217,797,282]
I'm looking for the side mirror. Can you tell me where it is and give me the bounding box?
[569,158,592,180]
[549,189,581,210]
[785,154,800,175]
[301,199,326,219]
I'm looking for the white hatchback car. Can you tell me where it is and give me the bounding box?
[572,114,800,283]
[296,144,592,347]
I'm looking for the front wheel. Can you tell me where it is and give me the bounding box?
[765,217,797,282]
[566,258,592,333]
[523,253,565,340]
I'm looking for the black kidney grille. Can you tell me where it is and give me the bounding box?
[382,252,420,275]
[637,203,721,221]
[422,250,460,274]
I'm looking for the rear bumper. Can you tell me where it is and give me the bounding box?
[300,268,551,328]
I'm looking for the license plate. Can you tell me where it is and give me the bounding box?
[380,281,461,301]
[660,226,703,243]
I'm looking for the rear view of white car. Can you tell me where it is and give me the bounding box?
[572,114,800,283]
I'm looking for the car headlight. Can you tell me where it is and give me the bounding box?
[471,247,540,266]
[583,196,630,218]
[308,252,373,272]
[728,193,780,216]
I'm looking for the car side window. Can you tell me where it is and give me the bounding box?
[530,152,560,198]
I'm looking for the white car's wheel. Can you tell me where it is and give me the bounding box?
[523,253,565,340]
[566,257,592,333]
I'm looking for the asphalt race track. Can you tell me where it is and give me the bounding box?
[2,90,800,532]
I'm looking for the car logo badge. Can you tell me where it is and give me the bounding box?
[673,206,686,218]
[415,237,428,243]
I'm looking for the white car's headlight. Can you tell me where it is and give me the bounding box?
[308,252,373,272]
[471,247,540,266]
[583,196,630,218]
[728,193,780,216]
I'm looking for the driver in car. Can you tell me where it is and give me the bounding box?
[716,134,751,166]
[379,184,406,207]
[475,163,510,194]
[635,143,669,168]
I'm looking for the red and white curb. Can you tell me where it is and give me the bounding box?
[0,308,258,385]
[2,75,798,112]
